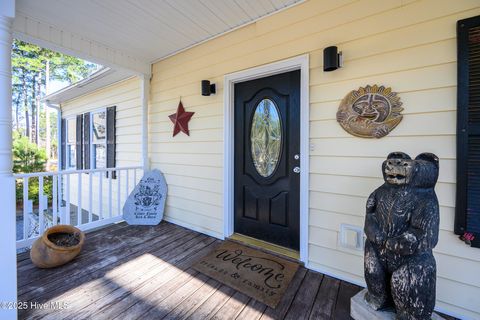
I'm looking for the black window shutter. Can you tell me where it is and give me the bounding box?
[106,106,116,178]
[76,114,83,170]
[83,113,91,170]
[61,118,66,170]
[456,15,480,247]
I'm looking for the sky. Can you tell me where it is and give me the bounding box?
[48,79,68,94]
[47,61,102,95]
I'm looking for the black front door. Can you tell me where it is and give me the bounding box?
[234,70,300,250]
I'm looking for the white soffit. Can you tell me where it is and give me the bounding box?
[14,0,303,75]
[42,68,134,105]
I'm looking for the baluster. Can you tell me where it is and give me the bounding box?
[88,171,93,223]
[126,170,129,201]
[108,170,113,218]
[99,172,103,220]
[58,173,63,223]
[65,174,71,225]
[39,176,45,235]
[117,170,121,217]
[77,173,82,226]
[53,174,58,226]
[134,169,137,185]
[22,177,29,240]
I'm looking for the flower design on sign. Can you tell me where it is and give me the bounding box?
[134,178,162,211]
[336,85,403,138]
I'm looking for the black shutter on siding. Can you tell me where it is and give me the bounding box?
[76,114,83,170]
[61,118,66,170]
[456,15,480,247]
[106,106,116,178]
[83,113,91,170]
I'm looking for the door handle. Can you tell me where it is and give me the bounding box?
[293,167,300,173]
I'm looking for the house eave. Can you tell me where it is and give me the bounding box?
[42,67,135,106]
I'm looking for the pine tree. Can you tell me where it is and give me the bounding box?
[11,39,97,161]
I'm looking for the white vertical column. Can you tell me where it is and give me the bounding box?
[141,74,150,171]
[0,1,17,319]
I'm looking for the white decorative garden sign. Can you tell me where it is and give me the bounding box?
[123,169,167,225]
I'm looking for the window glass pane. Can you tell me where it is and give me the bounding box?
[250,99,282,177]
[67,119,76,144]
[93,144,106,169]
[92,111,106,143]
[67,145,76,168]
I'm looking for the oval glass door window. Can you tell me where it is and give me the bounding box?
[250,98,282,177]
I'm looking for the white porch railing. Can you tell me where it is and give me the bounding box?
[14,166,143,249]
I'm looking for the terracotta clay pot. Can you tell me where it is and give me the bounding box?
[30,225,85,268]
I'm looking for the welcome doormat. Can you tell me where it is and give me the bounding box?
[193,241,299,308]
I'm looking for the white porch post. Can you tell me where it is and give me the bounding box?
[141,74,150,171]
[0,1,17,319]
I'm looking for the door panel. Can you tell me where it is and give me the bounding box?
[234,70,300,250]
[270,192,288,227]
[243,186,258,220]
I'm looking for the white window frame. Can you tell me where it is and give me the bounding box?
[65,116,77,170]
[90,108,107,170]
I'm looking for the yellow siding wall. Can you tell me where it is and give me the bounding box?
[62,77,142,167]
[149,0,480,318]
[61,77,142,218]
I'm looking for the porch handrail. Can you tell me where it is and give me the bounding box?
[15,165,143,249]
[13,165,142,178]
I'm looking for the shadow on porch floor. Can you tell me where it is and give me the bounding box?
[17,221,363,319]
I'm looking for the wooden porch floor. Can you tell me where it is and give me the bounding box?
[17,221,362,320]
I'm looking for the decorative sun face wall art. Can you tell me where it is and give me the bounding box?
[336,85,403,138]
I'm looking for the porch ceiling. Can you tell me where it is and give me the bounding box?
[13,0,302,75]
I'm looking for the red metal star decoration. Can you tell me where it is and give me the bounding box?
[168,101,195,137]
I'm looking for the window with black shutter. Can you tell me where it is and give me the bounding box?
[455,15,480,248]
[60,106,116,175]
[90,110,107,169]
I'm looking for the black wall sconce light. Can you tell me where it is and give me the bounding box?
[323,46,343,72]
[201,80,216,96]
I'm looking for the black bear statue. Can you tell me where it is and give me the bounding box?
[364,152,440,320]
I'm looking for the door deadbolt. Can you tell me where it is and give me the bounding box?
[294,154,300,160]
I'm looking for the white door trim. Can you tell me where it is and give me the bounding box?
[223,54,310,264]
